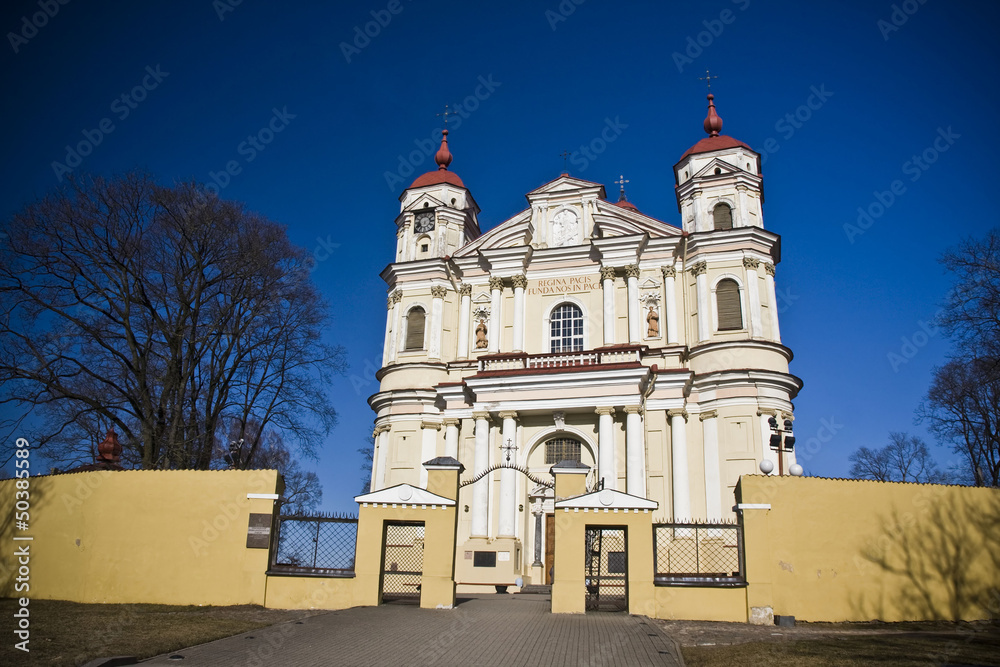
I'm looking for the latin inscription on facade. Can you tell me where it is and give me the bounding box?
[527,276,596,295]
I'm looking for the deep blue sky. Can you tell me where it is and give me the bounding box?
[2,0,997,512]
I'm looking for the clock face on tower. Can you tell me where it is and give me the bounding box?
[414,211,435,233]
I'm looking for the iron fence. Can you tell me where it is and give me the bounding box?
[270,513,358,576]
[653,520,745,587]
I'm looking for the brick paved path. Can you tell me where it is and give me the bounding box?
[141,594,683,666]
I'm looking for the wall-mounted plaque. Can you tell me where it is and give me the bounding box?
[246,513,272,549]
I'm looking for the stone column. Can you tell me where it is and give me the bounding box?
[511,274,527,352]
[626,264,641,344]
[443,418,460,459]
[498,411,518,538]
[471,411,492,538]
[661,266,678,345]
[692,191,704,231]
[419,421,440,488]
[595,407,617,491]
[624,406,645,497]
[532,507,544,567]
[692,262,710,342]
[373,425,390,491]
[669,409,690,521]
[600,266,616,345]
[488,276,503,353]
[429,285,447,359]
[700,411,723,522]
[385,291,402,365]
[743,257,763,338]
[764,263,781,342]
[457,284,472,358]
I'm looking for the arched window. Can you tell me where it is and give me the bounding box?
[716,279,743,331]
[545,438,582,464]
[404,307,425,350]
[549,303,584,352]
[713,203,733,230]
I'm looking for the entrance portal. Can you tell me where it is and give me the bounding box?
[584,526,627,612]
[380,522,424,604]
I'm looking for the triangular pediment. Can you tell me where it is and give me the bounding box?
[355,483,456,506]
[404,192,447,211]
[592,200,681,239]
[554,488,658,510]
[693,158,742,179]
[526,174,606,198]
[454,210,533,256]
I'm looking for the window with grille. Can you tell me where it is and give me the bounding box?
[545,438,582,464]
[549,303,584,352]
[716,279,743,331]
[405,307,425,350]
[713,203,733,230]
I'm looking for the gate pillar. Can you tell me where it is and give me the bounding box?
[353,457,463,609]
[550,461,592,614]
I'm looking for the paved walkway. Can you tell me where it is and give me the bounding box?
[141,595,683,666]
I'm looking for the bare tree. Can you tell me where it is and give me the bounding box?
[849,432,948,483]
[222,424,323,513]
[921,358,1000,487]
[920,229,1000,487]
[358,434,374,494]
[0,172,345,469]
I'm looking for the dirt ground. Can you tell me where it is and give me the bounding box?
[654,617,999,647]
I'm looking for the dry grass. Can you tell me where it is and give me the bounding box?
[0,599,316,666]
[682,628,1000,666]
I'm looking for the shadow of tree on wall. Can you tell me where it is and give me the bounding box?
[0,474,53,598]
[852,489,1000,622]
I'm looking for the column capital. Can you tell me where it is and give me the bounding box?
[600,266,617,281]
[460,283,473,296]
[442,417,460,427]
[661,265,676,279]
[743,256,761,270]
[623,405,643,415]
[510,274,527,289]
[736,184,749,192]
[690,261,707,277]
[421,420,442,431]
[489,275,505,291]
[667,408,689,421]
[373,424,390,436]
[764,263,776,277]
[472,411,493,422]
[625,264,641,278]
[497,410,519,421]
[388,290,402,308]
[595,406,616,417]
[699,410,719,421]
[431,285,448,299]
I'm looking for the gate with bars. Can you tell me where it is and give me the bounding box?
[584,526,628,612]
[270,513,358,575]
[380,521,425,604]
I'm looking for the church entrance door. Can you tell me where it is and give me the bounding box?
[380,521,424,604]
[545,514,555,585]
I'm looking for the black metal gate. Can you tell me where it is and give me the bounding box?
[584,526,627,612]
[380,522,424,604]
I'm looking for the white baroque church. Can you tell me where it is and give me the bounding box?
[367,94,802,591]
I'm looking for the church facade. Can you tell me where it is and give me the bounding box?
[368,95,802,591]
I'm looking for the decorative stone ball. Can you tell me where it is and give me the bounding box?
[759,459,774,474]
[789,464,804,477]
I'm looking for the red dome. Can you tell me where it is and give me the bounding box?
[614,199,639,212]
[678,135,754,161]
[408,169,466,189]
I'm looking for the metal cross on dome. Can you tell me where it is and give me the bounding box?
[698,69,718,90]
[615,174,629,189]
[559,150,571,172]
[501,438,518,463]
[437,104,455,127]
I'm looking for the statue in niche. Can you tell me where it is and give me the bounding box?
[646,305,660,338]
[550,209,579,247]
[475,319,489,349]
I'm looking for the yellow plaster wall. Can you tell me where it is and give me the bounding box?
[738,475,1000,622]
[0,469,280,605]
[654,586,747,622]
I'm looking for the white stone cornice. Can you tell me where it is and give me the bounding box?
[355,484,456,507]
[555,488,657,510]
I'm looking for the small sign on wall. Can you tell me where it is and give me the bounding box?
[246,513,272,549]
[498,551,510,562]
